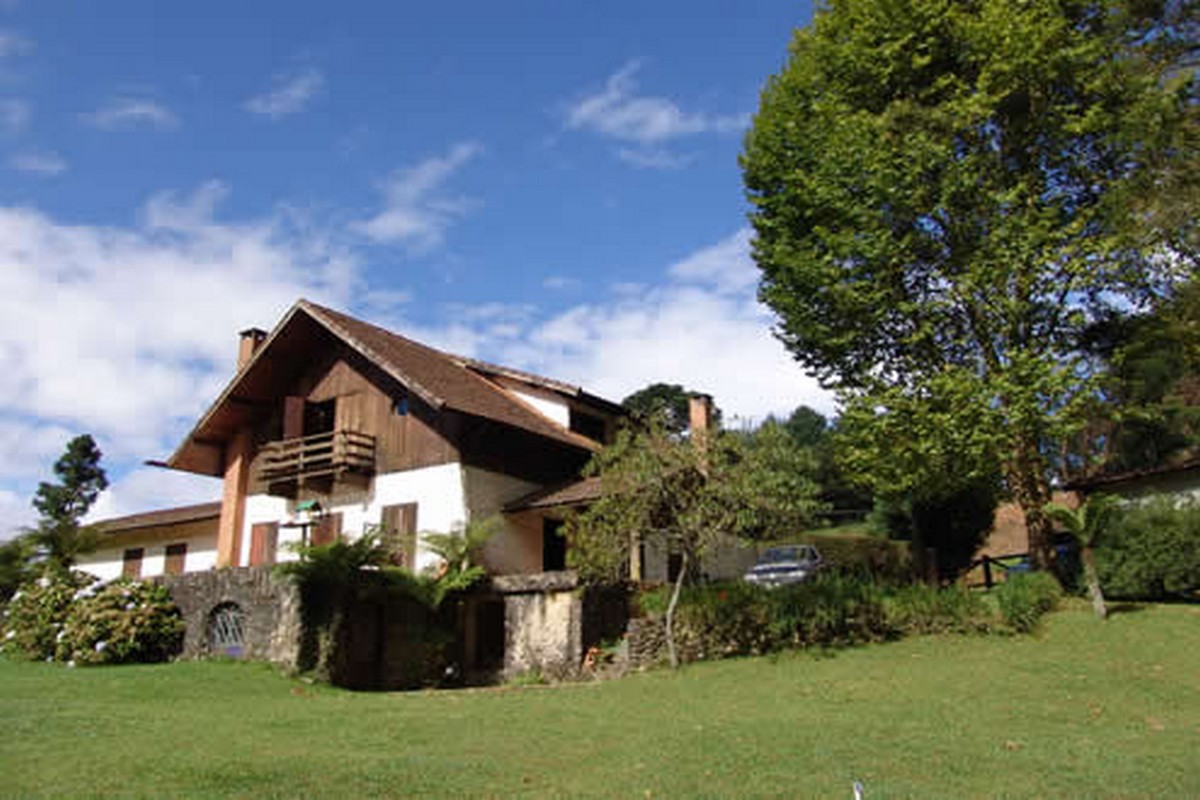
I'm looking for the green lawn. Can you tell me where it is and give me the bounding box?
[2,603,1197,798]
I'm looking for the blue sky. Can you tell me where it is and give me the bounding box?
[0,1,830,535]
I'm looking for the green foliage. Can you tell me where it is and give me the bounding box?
[742,0,1196,566]
[29,434,108,573]
[1096,496,1200,600]
[644,573,894,662]
[1,572,184,666]
[795,532,913,583]
[621,383,720,434]
[995,572,1063,633]
[885,583,993,635]
[56,579,184,666]
[0,534,35,604]
[1,571,93,660]
[420,516,498,603]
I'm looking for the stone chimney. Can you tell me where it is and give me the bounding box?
[688,393,714,436]
[237,328,268,370]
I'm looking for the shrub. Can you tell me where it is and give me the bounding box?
[1096,496,1200,601]
[769,573,892,647]
[995,572,1063,633]
[56,579,184,665]
[1,571,94,661]
[797,533,913,583]
[886,583,993,635]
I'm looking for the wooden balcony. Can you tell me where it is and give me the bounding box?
[258,430,376,497]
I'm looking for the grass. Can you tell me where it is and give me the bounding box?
[2,602,1198,798]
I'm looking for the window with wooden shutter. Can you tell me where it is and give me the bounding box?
[165,543,187,576]
[249,522,279,566]
[122,548,144,579]
[310,512,342,547]
[381,503,418,569]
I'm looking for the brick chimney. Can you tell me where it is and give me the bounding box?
[237,328,268,370]
[688,393,714,436]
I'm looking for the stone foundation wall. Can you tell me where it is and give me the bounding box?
[626,616,666,668]
[493,572,582,678]
[159,566,301,665]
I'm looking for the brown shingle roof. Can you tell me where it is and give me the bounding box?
[299,300,601,451]
[504,476,603,511]
[93,501,221,534]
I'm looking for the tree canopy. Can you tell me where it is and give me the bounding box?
[30,434,108,572]
[620,383,721,435]
[742,0,1196,567]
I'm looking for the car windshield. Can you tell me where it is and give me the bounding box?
[760,546,801,563]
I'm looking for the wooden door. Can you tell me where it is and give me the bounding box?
[122,548,144,579]
[249,522,279,566]
[381,503,418,569]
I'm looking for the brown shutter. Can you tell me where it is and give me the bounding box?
[310,512,342,547]
[122,548,144,580]
[249,523,279,566]
[283,396,305,440]
[164,543,188,576]
[381,503,418,569]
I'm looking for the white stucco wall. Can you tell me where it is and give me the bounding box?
[78,532,219,583]
[239,463,470,573]
[461,466,543,574]
[494,377,571,428]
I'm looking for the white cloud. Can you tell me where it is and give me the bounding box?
[82,97,178,131]
[668,228,758,295]
[565,61,746,146]
[9,150,66,175]
[351,142,482,250]
[245,67,325,118]
[617,147,694,170]
[0,181,355,482]
[85,467,219,524]
[0,97,29,133]
[420,229,831,424]
[0,30,33,58]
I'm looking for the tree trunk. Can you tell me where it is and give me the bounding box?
[1006,443,1054,571]
[664,551,689,670]
[1081,546,1108,620]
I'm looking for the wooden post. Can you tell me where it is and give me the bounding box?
[982,557,993,589]
[216,428,252,567]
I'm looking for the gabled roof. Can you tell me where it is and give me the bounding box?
[1063,456,1200,492]
[165,299,608,476]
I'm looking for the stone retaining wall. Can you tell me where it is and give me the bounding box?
[159,566,301,665]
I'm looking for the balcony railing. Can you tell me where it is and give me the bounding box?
[258,430,375,494]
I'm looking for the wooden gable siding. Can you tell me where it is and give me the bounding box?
[246,344,460,494]
[455,414,592,486]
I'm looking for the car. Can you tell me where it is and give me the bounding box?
[743,544,824,588]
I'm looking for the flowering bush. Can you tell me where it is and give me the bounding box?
[1,571,94,661]
[56,579,184,665]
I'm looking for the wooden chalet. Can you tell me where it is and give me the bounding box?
[81,299,625,581]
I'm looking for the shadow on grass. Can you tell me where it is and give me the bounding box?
[1105,602,1147,616]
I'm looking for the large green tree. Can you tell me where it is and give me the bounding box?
[743,0,1196,568]
[30,434,109,573]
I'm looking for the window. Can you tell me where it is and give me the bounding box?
[206,602,246,657]
[543,518,567,572]
[165,543,187,576]
[122,548,144,580]
[569,409,607,443]
[304,399,336,436]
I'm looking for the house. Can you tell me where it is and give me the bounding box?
[79,299,626,583]
[1064,457,1200,504]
